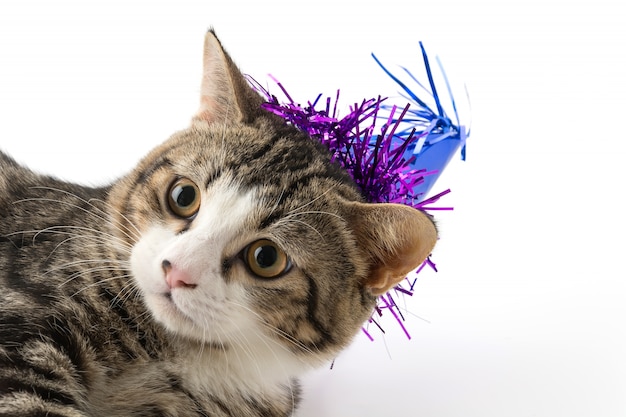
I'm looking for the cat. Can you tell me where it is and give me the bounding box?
[0,30,437,417]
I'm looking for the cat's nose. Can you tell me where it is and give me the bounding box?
[162,259,197,289]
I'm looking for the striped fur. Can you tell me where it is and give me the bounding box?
[0,31,437,416]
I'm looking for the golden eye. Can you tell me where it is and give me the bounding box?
[244,239,292,279]
[167,178,201,218]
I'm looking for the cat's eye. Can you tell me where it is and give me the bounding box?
[167,178,201,219]
[243,239,292,279]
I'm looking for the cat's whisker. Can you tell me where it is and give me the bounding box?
[199,316,234,370]
[86,196,142,241]
[197,314,227,365]
[42,254,129,287]
[275,210,343,241]
[61,267,130,290]
[197,319,209,361]
[24,197,139,247]
[215,314,308,411]
[134,311,152,327]
[110,280,142,310]
[13,193,123,239]
[25,186,142,243]
[273,217,324,240]
[14,224,133,253]
[228,300,319,357]
[266,189,286,219]
[229,317,299,390]
[209,322,235,371]
[44,235,116,264]
[254,319,317,356]
[44,254,129,269]
[284,183,339,216]
[262,322,320,357]
[68,274,133,298]
[221,319,264,380]
[48,259,128,280]
[282,210,343,221]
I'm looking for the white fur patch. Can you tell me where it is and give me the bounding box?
[130,179,311,389]
[131,179,256,340]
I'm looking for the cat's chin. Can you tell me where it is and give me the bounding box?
[145,292,319,385]
[145,292,201,337]
[142,290,226,346]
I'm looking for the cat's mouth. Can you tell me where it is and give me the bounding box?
[155,291,201,327]
[156,291,192,321]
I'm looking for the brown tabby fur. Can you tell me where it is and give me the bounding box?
[0,30,437,416]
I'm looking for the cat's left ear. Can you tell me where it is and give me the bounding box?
[193,29,265,125]
[348,202,438,296]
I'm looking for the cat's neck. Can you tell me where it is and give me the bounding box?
[171,327,316,395]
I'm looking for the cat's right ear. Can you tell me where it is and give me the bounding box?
[193,30,264,125]
[348,202,438,296]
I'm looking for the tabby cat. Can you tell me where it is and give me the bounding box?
[0,30,437,416]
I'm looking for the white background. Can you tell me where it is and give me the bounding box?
[1,1,625,416]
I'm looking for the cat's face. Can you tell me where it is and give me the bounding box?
[119,120,372,363]
[107,31,437,372]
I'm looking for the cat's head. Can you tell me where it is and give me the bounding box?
[108,31,437,375]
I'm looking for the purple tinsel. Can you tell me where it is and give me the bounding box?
[247,43,467,340]
[248,78,450,209]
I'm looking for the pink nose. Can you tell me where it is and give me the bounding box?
[162,260,197,289]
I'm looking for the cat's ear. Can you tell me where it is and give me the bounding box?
[193,29,264,125]
[349,203,438,296]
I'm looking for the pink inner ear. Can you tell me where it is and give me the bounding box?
[367,248,430,296]
[352,203,437,296]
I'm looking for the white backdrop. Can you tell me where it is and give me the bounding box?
[1,1,625,416]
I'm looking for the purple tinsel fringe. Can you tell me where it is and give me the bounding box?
[247,43,467,341]
[249,78,450,209]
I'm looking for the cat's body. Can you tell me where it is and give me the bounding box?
[0,151,299,416]
[0,31,437,416]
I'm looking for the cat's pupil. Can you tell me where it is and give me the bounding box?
[167,178,201,218]
[254,245,278,269]
[244,239,290,279]
[174,185,196,207]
